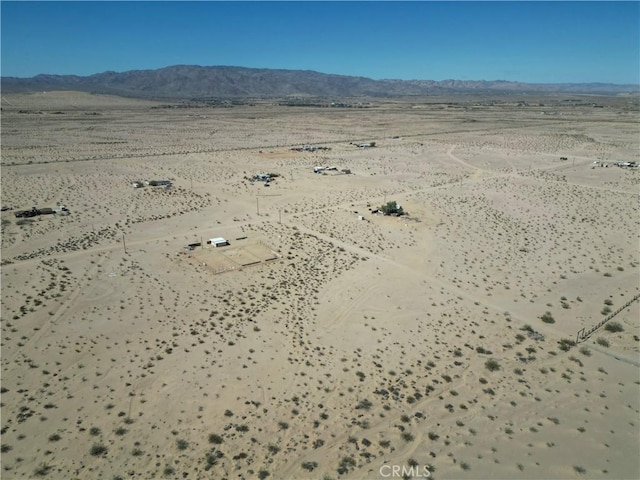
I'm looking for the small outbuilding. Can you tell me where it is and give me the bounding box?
[208,237,230,247]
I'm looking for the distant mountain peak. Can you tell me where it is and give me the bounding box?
[2,65,637,98]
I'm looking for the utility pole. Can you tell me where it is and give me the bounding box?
[123,234,127,255]
[279,210,282,224]
[256,196,260,216]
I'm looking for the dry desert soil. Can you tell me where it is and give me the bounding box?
[1,91,639,480]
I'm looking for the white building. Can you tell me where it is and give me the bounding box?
[208,237,229,247]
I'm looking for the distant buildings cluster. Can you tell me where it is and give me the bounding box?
[132,180,173,188]
[290,145,331,152]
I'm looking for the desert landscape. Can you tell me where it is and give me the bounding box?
[1,91,639,480]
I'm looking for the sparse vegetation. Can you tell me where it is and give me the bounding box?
[2,87,637,480]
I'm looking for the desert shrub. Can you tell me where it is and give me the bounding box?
[485,359,500,371]
[596,337,609,347]
[33,463,52,477]
[541,312,555,324]
[90,443,108,456]
[176,439,189,450]
[301,461,318,472]
[163,465,176,476]
[338,456,357,474]
[558,338,576,352]
[204,448,224,471]
[267,444,280,454]
[208,433,223,444]
[604,322,623,333]
[401,432,415,442]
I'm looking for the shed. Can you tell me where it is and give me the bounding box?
[208,237,229,247]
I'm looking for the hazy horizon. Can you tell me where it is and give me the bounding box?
[4,63,640,87]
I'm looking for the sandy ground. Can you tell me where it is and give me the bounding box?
[1,91,639,480]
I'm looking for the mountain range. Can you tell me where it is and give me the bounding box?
[1,65,637,99]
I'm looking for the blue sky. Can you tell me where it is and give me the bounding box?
[1,1,639,84]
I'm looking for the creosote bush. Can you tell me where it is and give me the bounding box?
[90,443,108,456]
[485,359,500,371]
[541,312,555,324]
[604,322,623,333]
